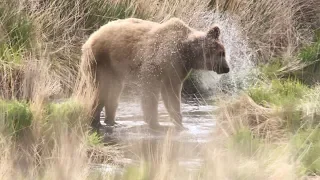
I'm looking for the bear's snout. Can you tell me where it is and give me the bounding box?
[217,66,230,74]
[223,67,230,73]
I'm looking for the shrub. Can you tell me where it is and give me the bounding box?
[0,44,24,99]
[299,41,320,63]
[0,100,32,136]
[45,100,87,127]
[259,59,284,79]
[217,79,313,140]
[0,1,34,50]
[87,132,103,146]
[0,44,24,65]
[248,79,309,107]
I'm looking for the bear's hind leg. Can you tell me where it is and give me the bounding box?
[91,98,104,130]
[103,78,124,126]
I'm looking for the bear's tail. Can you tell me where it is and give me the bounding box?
[73,43,98,113]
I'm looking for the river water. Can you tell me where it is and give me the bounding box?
[94,96,217,176]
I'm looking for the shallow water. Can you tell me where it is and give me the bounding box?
[96,97,216,174]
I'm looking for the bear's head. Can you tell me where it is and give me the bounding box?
[182,26,229,74]
[202,26,229,74]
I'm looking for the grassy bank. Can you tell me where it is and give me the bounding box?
[216,35,320,177]
[0,99,118,179]
[216,83,320,178]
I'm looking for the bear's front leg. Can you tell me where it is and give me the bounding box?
[161,81,185,129]
[141,81,161,129]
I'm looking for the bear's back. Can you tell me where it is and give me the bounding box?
[82,18,162,73]
[85,18,159,50]
[82,18,195,76]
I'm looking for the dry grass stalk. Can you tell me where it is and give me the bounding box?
[216,94,288,141]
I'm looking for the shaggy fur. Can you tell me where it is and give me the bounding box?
[80,18,229,129]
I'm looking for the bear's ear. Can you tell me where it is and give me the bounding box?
[207,26,220,40]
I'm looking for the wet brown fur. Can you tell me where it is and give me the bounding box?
[80,18,229,129]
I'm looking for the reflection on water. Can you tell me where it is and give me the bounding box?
[96,97,216,176]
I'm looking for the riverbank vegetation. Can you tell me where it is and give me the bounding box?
[1,0,320,179]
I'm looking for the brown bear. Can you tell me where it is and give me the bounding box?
[80,18,229,130]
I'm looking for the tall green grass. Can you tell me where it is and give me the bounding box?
[293,129,320,175]
[0,100,32,136]
[299,31,320,63]
[0,99,91,136]
[248,79,309,107]
[45,100,87,127]
[299,42,320,63]
[0,1,34,50]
